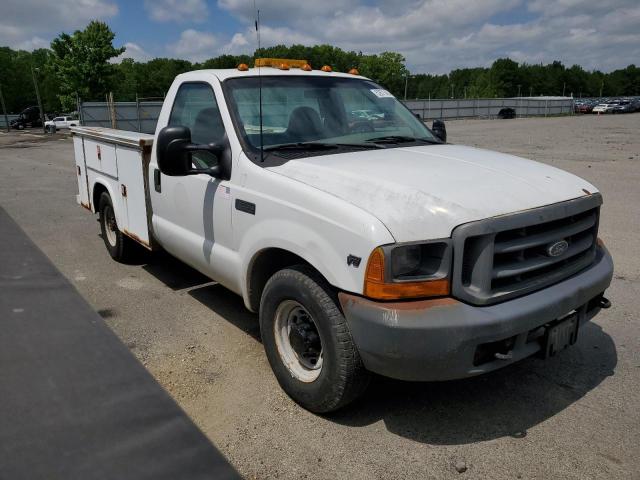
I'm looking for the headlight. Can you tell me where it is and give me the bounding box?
[364,240,452,300]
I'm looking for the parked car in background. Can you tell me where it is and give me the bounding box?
[575,101,595,113]
[592,103,616,114]
[10,106,42,130]
[497,107,516,119]
[45,116,79,130]
[612,101,634,114]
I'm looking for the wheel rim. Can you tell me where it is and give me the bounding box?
[274,300,323,383]
[103,205,117,247]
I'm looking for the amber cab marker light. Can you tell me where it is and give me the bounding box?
[363,247,451,300]
[278,62,290,70]
[348,68,359,75]
[237,63,249,71]
[321,65,332,72]
[302,63,313,71]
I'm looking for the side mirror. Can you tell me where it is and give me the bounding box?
[156,125,224,177]
[432,119,447,143]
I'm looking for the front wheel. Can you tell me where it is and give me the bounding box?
[260,266,370,413]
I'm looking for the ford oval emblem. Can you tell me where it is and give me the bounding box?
[546,239,569,257]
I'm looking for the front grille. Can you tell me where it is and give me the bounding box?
[452,195,602,305]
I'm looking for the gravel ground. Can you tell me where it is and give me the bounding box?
[1,114,638,479]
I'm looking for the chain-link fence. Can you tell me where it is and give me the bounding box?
[0,114,19,128]
[77,96,574,134]
[403,97,574,120]
[78,100,163,134]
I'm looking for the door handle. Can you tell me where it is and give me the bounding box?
[154,168,161,193]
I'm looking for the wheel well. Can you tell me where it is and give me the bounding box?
[92,183,108,212]
[247,248,318,312]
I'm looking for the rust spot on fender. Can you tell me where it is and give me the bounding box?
[123,229,152,250]
[338,292,457,313]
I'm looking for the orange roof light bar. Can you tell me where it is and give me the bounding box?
[255,58,309,69]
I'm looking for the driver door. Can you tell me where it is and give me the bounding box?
[151,82,232,278]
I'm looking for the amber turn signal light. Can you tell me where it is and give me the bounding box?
[363,247,450,300]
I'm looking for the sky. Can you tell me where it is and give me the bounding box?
[1,0,639,74]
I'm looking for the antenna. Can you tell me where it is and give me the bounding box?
[254,1,264,162]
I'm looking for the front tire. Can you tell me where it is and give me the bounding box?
[98,192,135,262]
[260,266,370,413]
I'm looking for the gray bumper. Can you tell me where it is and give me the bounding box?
[339,246,613,381]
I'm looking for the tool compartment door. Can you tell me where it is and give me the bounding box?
[83,138,118,178]
[73,136,91,209]
[116,146,150,246]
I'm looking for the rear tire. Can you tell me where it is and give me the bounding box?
[98,192,135,262]
[260,265,370,413]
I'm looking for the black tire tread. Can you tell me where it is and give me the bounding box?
[260,265,370,413]
[98,192,135,263]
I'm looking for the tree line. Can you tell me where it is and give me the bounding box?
[0,21,638,114]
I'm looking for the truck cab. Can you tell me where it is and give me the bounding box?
[72,61,613,412]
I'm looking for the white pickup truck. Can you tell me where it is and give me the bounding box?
[72,61,613,412]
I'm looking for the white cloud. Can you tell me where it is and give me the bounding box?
[144,0,209,23]
[111,42,153,63]
[168,29,219,62]
[0,0,118,50]
[221,33,249,54]
[217,0,640,73]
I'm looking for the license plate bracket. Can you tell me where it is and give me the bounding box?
[542,312,579,358]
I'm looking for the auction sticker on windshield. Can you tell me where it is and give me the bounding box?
[370,89,394,98]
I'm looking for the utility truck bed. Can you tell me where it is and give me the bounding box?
[71,126,155,249]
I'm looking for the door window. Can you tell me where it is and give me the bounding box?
[169,83,226,168]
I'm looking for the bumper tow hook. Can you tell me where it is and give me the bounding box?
[494,351,513,361]
[600,297,612,309]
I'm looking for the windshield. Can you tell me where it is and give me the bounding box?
[224,76,439,159]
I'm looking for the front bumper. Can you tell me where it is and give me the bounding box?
[339,246,613,381]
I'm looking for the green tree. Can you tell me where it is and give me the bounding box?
[359,52,408,97]
[49,20,124,110]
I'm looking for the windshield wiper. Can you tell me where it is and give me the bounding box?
[263,141,383,152]
[365,135,441,145]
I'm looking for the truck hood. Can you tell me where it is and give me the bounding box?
[268,144,597,242]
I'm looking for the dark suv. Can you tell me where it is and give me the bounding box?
[10,106,43,130]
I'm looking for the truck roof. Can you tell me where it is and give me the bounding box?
[176,68,368,82]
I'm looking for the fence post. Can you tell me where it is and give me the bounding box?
[107,92,117,129]
[545,99,548,117]
[0,83,9,132]
[136,93,142,133]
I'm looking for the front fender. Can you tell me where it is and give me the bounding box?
[239,218,364,308]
